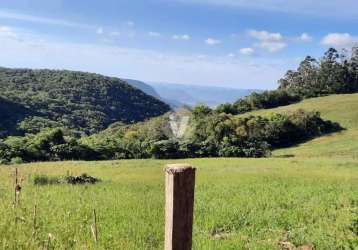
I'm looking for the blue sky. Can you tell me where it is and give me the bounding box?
[1,0,358,89]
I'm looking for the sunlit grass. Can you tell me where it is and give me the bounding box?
[0,158,357,249]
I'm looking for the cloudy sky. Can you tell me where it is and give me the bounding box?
[1,0,358,89]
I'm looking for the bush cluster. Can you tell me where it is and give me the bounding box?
[0,129,97,164]
[33,173,100,185]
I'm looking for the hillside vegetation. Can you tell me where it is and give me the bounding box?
[0,102,343,163]
[239,93,358,158]
[0,67,170,136]
[0,96,35,137]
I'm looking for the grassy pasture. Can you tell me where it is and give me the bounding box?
[1,93,358,249]
[0,158,357,249]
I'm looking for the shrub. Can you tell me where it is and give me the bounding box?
[0,159,9,165]
[64,173,100,185]
[33,173,100,185]
[151,140,181,159]
[10,157,23,165]
[33,174,60,185]
[264,110,342,147]
[186,109,342,158]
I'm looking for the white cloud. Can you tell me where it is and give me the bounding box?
[0,26,17,39]
[181,34,191,40]
[239,47,255,55]
[248,30,283,42]
[172,34,191,40]
[321,33,358,47]
[257,41,287,52]
[110,31,121,37]
[248,29,287,53]
[197,54,207,59]
[205,37,221,45]
[227,53,235,58]
[298,33,312,42]
[148,31,161,37]
[96,27,104,35]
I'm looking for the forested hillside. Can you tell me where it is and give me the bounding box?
[0,68,171,136]
[0,97,35,137]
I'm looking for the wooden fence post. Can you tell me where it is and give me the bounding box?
[164,164,196,250]
[14,168,18,204]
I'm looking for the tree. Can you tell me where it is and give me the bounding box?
[279,47,358,97]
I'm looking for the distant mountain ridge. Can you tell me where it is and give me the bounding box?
[148,82,259,107]
[124,79,161,99]
[124,79,181,108]
[124,79,259,108]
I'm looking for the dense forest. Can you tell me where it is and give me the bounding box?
[0,47,356,163]
[0,96,35,138]
[0,68,171,137]
[217,48,358,115]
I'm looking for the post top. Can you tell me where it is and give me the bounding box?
[165,164,195,174]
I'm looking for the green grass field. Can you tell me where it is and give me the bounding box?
[1,94,358,249]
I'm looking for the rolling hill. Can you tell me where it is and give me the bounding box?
[0,68,171,136]
[238,93,358,159]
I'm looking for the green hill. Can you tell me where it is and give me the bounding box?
[238,93,358,158]
[0,67,171,136]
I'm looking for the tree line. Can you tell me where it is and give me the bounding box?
[0,108,341,163]
[217,47,358,115]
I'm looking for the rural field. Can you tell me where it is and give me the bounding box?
[2,1,358,249]
[1,94,358,249]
